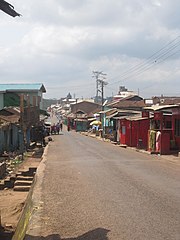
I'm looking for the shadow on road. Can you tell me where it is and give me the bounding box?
[25,227,110,240]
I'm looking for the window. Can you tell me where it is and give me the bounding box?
[122,126,126,135]
[165,121,172,129]
[150,120,160,130]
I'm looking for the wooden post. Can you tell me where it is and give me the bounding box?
[33,96,36,107]
[20,94,25,158]
[27,95,30,125]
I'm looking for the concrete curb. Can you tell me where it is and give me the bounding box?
[12,144,49,240]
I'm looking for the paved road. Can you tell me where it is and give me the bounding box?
[25,130,180,240]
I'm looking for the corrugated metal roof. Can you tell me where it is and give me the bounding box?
[0,83,46,93]
[107,100,146,109]
[0,107,20,123]
[144,104,179,111]
[99,108,117,114]
[125,116,152,121]
[3,107,20,115]
[106,112,119,119]
[113,115,152,121]
[0,115,20,123]
[106,110,141,119]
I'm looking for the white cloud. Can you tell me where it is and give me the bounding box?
[0,0,180,98]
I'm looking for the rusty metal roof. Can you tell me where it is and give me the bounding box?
[0,114,20,124]
[0,107,20,124]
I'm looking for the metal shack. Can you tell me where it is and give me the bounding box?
[119,111,150,150]
[145,105,180,155]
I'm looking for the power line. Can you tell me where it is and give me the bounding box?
[109,35,180,85]
[119,48,180,85]
[110,35,180,82]
[48,36,180,97]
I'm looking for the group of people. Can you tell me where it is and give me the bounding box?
[51,121,63,135]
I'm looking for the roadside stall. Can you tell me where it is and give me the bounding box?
[103,109,141,142]
[145,105,180,155]
[119,112,150,149]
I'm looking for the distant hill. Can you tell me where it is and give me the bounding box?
[43,98,59,110]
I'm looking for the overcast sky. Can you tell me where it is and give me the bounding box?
[0,0,180,99]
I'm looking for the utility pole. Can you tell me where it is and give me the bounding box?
[92,71,107,106]
[20,94,25,159]
[99,78,108,111]
[75,98,78,131]
[92,71,101,102]
[92,71,108,138]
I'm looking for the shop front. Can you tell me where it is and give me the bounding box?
[147,105,180,155]
[119,114,150,149]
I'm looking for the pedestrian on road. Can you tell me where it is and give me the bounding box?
[67,118,70,131]
[156,130,161,152]
[67,124,70,131]
[60,120,63,131]
[51,124,56,134]
[56,122,60,134]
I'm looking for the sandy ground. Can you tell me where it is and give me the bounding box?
[0,190,27,230]
[0,146,44,239]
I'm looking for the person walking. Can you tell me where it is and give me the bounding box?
[51,124,56,135]
[67,118,71,132]
[156,130,161,153]
[56,122,60,134]
[60,120,63,131]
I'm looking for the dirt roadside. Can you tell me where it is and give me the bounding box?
[0,146,44,240]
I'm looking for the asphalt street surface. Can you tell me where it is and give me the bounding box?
[26,129,180,240]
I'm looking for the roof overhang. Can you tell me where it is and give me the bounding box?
[144,104,180,112]
[0,83,46,93]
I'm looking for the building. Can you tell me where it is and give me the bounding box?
[113,86,140,101]
[0,107,21,154]
[152,95,180,106]
[144,105,180,155]
[0,83,47,151]
[67,100,101,131]
[0,83,46,110]
[117,112,150,149]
